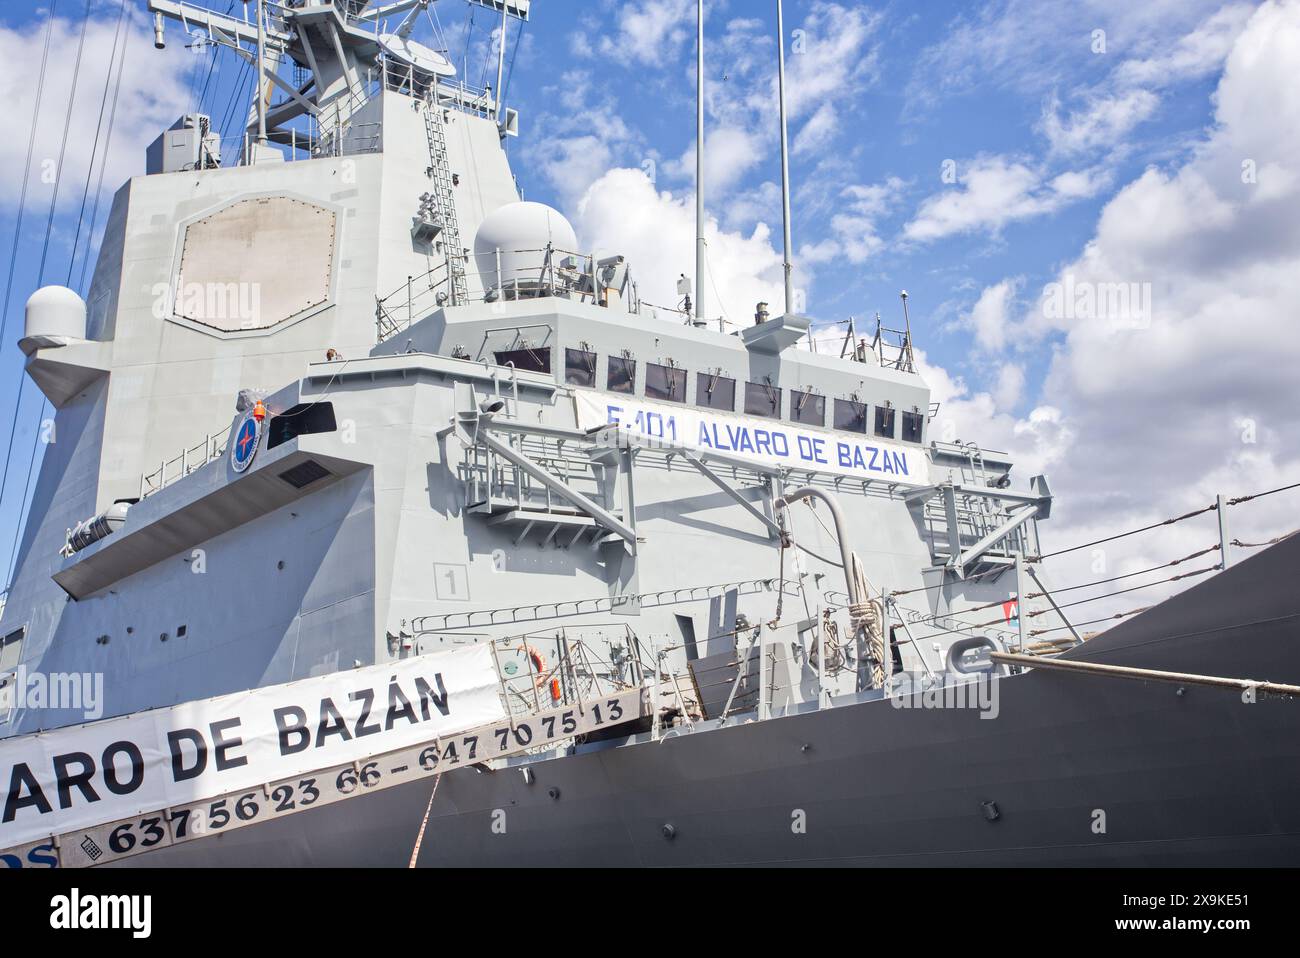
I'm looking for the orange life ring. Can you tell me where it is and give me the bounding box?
[516,644,562,702]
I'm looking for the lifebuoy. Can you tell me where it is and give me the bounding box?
[516,644,562,702]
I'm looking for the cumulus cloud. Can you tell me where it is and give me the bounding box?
[963,279,1019,352]
[0,8,196,211]
[572,168,786,331]
[991,0,1300,616]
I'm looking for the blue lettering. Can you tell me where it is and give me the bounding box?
[698,422,713,447]
[810,437,826,464]
[754,430,773,456]
[893,451,907,475]
[868,447,881,471]
[837,442,852,468]
[772,432,789,457]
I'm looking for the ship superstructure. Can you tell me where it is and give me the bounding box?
[1,0,1296,869]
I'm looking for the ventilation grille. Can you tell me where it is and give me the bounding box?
[278,459,332,490]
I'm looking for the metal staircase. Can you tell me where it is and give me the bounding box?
[422,103,468,305]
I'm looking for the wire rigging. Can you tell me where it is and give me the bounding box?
[78,0,132,292]
[0,1,60,581]
[4,0,97,589]
[67,0,130,289]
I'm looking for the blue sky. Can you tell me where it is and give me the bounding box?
[1,0,1298,612]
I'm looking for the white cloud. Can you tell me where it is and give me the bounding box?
[792,102,838,157]
[963,279,1018,352]
[1115,3,1256,88]
[984,0,1300,616]
[0,9,196,211]
[665,126,764,195]
[906,0,1229,114]
[903,156,1104,242]
[573,168,786,331]
[596,0,696,66]
[824,178,906,264]
[1040,89,1161,156]
[993,362,1025,410]
[779,3,883,120]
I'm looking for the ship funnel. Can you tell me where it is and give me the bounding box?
[21,285,86,356]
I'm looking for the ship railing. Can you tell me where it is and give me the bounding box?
[375,245,670,344]
[487,625,647,724]
[138,427,230,501]
[459,429,610,519]
[920,491,1039,569]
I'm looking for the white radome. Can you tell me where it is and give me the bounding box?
[23,285,87,350]
[473,201,579,292]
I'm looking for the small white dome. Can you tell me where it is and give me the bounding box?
[473,202,579,291]
[24,285,86,348]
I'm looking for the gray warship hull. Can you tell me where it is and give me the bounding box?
[123,532,1300,868]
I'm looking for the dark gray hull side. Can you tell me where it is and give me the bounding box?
[126,536,1300,867]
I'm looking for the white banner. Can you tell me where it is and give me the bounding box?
[0,645,505,851]
[575,391,930,486]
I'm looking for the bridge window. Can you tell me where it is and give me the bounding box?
[564,348,597,387]
[833,398,868,433]
[790,390,824,427]
[901,409,924,443]
[0,627,23,673]
[696,371,735,411]
[744,380,781,419]
[875,404,896,439]
[607,356,636,394]
[0,628,22,724]
[493,346,551,374]
[645,362,686,403]
[267,402,338,451]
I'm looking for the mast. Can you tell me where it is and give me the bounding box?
[254,0,268,145]
[776,0,794,315]
[495,1,508,118]
[695,0,707,327]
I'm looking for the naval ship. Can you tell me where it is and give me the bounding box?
[1,0,1297,869]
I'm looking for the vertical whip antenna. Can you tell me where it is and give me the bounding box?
[776,0,794,316]
[695,0,707,326]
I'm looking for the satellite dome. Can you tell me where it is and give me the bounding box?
[473,202,579,296]
[22,285,86,354]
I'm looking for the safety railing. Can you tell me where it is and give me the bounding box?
[138,427,230,501]
[375,245,660,343]
[491,626,646,723]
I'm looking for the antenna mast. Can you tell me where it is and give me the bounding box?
[776,0,794,316]
[253,0,268,146]
[695,0,707,327]
[494,1,508,118]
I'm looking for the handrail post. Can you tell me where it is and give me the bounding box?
[1217,493,1232,569]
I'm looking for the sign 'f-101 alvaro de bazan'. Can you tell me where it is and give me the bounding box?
[575,392,931,486]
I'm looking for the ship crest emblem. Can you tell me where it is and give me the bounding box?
[230,411,261,473]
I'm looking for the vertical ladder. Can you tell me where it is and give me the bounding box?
[423,103,468,305]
